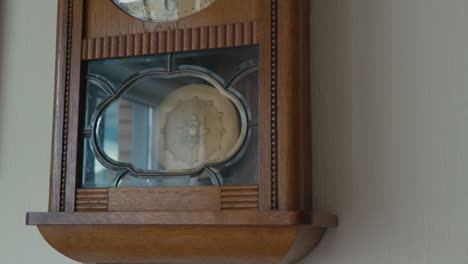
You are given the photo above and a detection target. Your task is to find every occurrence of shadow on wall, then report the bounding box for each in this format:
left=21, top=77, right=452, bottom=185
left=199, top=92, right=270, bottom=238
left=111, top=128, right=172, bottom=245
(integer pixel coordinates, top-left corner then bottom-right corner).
left=306, top=0, right=431, bottom=263
left=310, top=0, right=354, bottom=220
left=306, top=0, right=382, bottom=262
left=0, top=0, right=7, bottom=133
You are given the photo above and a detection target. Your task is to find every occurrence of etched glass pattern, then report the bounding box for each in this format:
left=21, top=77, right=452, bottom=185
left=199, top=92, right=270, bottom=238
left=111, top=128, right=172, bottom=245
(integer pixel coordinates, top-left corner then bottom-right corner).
left=81, top=46, right=259, bottom=188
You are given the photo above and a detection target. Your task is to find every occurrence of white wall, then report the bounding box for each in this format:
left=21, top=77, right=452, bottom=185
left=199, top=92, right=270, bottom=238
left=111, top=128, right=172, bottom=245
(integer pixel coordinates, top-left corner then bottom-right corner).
left=1, top=0, right=468, bottom=264
left=307, top=0, right=468, bottom=263
left=0, top=0, right=75, bottom=263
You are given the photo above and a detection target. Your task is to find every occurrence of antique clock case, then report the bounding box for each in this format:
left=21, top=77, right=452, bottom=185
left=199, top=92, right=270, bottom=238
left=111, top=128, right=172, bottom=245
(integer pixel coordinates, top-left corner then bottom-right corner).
left=26, top=0, right=337, bottom=263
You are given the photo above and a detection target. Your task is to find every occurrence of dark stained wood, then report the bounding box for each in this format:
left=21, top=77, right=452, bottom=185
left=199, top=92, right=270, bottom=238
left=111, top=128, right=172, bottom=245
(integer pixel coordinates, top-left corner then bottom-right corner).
left=297, top=0, right=314, bottom=212
left=277, top=0, right=296, bottom=210
left=26, top=211, right=313, bottom=226
left=49, top=0, right=71, bottom=212
left=222, top=203, right=258, bottom=210
left=108, top=186, right=221, bottom=212
left=84, top=0, right=258, bottom=39
left=276, top=0, right=313, bottom=210
left=38, top=225, right=299, bottom=264
left=63, top=0, right=84, bottom=212
left=258, top=0, right=273, bottom=210
left=48, top=0, right=86, bottom=212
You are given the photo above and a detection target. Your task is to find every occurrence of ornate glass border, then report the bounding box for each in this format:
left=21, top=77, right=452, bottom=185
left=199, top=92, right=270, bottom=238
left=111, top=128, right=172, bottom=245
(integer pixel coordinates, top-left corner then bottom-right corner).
left=83, top=57, right=258, bottom=187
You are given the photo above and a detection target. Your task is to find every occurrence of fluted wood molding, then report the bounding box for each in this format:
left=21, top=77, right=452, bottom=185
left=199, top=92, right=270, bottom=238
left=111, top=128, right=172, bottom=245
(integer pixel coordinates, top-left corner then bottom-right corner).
left=82, top=22, right=258, bottom=60
left=221, top=185, right=259, bottom=210
left=75, top=189, right=108, bottom=212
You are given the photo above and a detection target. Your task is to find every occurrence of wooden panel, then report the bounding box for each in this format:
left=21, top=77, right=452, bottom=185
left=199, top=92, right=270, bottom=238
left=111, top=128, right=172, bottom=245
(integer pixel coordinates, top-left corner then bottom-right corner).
left=258, top=0, right=273, bottom=210
left=27, top=211, right=321, bottom=226
left=49, top=0, right=71, bottom=212
left=108, top=186, right=221, bottom=211
left=84, top=0, right=258, bottom=39
left=277, top=0, right=296, bottom=210
left=37, top=225, right=299, bottom=264
left=295, top=0, right=313, bottom=212
left=280, top=226, right=326, bottom=264
left=221, top=185, right=259, bottom=210
left=64, top=0, right=84, bottom=212
left=82, top=22, right=258, bottom=60
left=75, top=189, right=108, bottom=212
left=50, top=0, right=85, bottom=212
left=276, top=1, right=312, bottom=210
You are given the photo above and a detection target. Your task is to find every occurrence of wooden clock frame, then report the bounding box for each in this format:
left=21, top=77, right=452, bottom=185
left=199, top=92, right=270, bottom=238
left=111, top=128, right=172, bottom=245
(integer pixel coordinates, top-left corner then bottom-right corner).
left=26, top=0, right=337, bottom=263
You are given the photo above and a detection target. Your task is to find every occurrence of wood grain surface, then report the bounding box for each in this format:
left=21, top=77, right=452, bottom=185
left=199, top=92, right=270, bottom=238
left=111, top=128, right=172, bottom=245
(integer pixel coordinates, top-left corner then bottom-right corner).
left=257, top=0, right=273, bottom=210
left=75, top=188, right=108, bottom=212
left=64, top=0, right=84, bottom=212
left=108, top=186, right=221, bottom=211
left=49, top=0, right=69, bottom=213
left=38, top=225, right=298, bottom=264
left=26, top=211, right=317, bottom=226
left=221, top=185, right=259, bottom=210
left=277, top=0, right=313, bottom=211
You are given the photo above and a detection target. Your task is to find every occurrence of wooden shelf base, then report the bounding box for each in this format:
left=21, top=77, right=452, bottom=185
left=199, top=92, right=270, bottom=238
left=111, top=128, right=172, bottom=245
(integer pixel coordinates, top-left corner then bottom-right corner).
left=27, top=211, right=337, bottom=264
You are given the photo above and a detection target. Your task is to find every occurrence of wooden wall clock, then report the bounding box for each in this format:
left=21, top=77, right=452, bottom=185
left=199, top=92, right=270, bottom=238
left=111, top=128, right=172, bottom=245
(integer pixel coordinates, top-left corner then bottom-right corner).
left=26, top=0, right=337, bottom=263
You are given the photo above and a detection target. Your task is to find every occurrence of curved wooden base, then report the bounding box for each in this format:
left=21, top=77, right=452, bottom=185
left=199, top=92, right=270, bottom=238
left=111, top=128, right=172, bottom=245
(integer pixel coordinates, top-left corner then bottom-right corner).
left=29, top=212, right=337, bottom=264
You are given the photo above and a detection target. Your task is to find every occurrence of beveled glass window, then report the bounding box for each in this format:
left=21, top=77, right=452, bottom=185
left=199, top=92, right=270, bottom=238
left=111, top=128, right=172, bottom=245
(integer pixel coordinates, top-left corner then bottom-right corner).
left=81, top=46, right=259, bottom=188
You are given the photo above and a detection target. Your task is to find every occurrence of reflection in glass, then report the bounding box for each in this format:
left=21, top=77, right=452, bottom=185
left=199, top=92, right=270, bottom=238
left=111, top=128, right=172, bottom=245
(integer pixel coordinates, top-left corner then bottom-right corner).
left=117, top=170, right=215, bottom=188
left=86, top=54, right=168, bottom=89
left=220, top=68, right=259, bottom=186
left=83, top=79, right=113, bottom=130
left=172, top=46, right=259, bottom=83
left=81, top=46, right=259, bottom=188
left=95, top=71, right=247, bottom=174
left=81, top=135, right=120, bottom=188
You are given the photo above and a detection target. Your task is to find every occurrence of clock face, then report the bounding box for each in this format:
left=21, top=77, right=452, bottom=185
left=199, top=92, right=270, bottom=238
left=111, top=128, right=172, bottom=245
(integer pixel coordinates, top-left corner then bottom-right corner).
left=113, top=0, right=217, bottom=22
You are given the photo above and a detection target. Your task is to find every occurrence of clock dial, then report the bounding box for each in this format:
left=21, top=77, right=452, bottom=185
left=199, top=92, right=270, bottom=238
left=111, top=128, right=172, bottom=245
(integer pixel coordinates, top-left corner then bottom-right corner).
left=113, top=0, right=217, bottom=22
